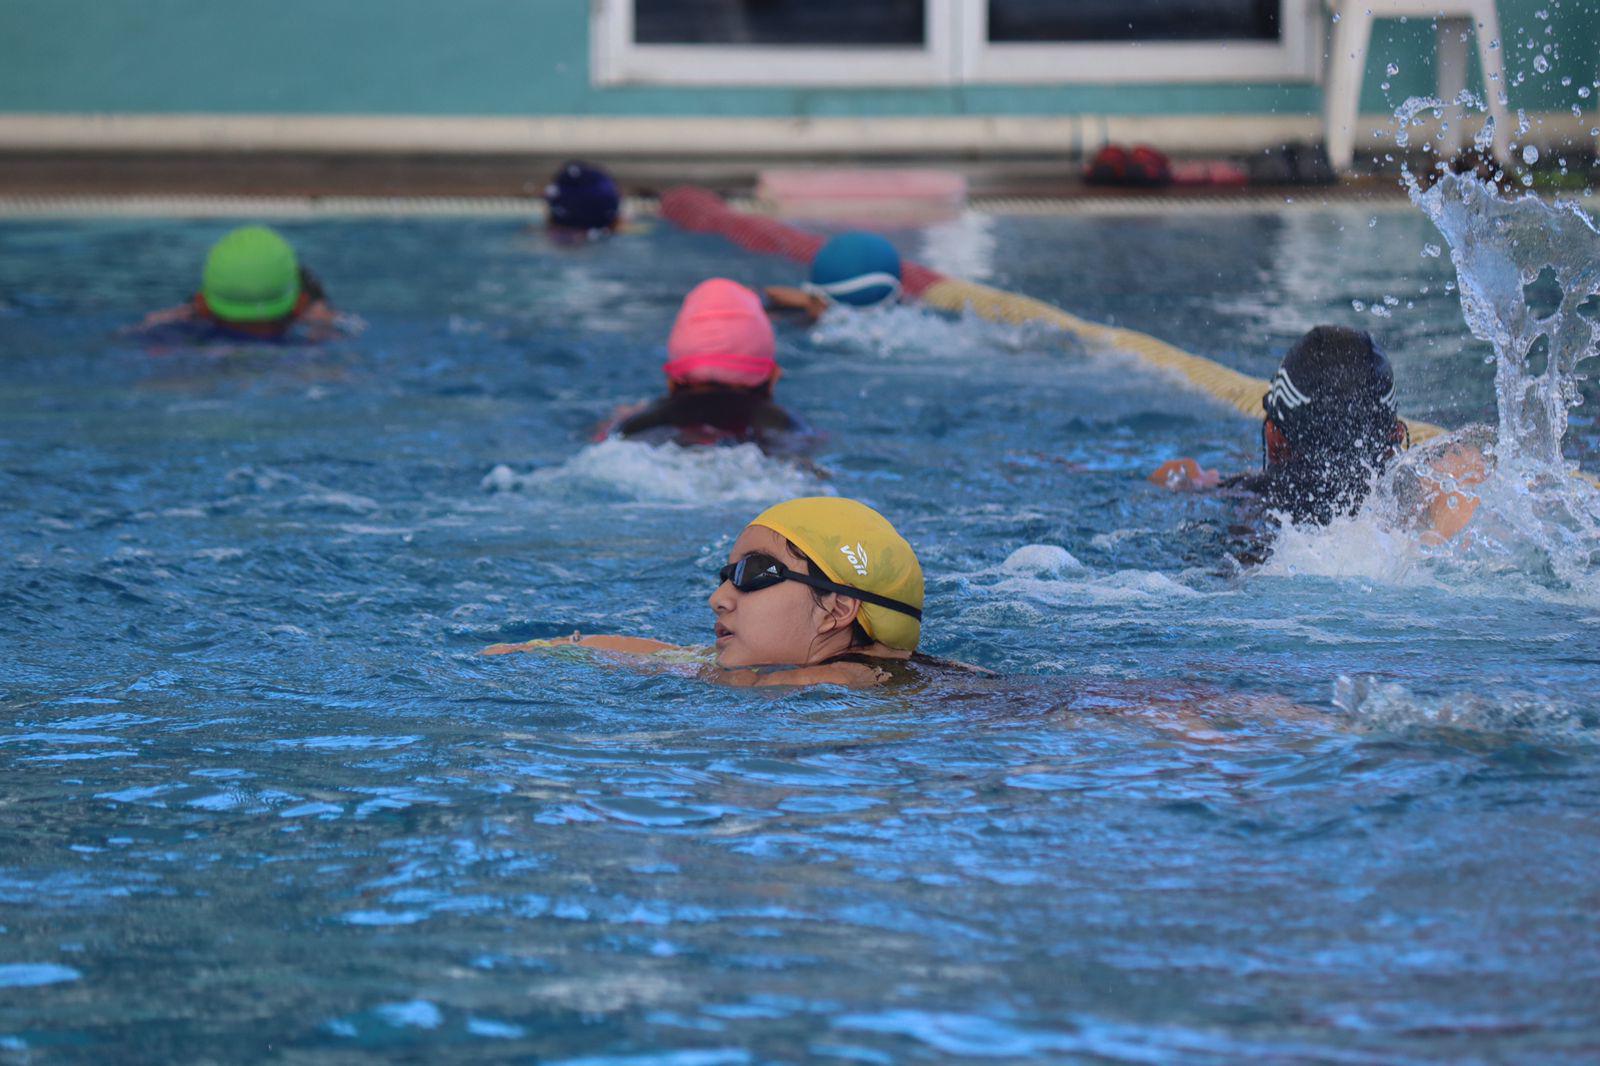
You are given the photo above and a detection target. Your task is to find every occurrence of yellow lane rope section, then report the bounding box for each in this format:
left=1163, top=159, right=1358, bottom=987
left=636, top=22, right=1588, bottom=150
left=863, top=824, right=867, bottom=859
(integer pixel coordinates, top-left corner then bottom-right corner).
left=919, top=277, right=1449, bottom=445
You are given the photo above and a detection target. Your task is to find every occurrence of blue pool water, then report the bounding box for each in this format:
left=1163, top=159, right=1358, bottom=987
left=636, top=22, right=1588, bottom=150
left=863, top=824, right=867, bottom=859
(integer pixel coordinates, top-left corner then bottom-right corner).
left=2, top=204, right=1598, bottom=1062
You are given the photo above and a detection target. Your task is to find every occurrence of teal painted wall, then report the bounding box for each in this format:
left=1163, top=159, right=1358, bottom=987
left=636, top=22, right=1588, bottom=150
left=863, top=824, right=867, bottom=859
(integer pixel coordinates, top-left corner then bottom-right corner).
left=0, top=0, right=1593, bottom=118
left=1357, top=0, right=1599, bottom=114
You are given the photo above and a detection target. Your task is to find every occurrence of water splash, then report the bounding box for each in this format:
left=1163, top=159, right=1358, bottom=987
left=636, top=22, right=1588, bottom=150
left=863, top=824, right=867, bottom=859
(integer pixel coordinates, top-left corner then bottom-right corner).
left=1411, top=173, right=1600, bottom=470
left=1257, top=508, right=1433, bottom=585
left=809, top=302, right=1075, bottom=362
left=1404, top=170, right=1600, bottom=587
left=1261, top=151, right=1600, bottom=592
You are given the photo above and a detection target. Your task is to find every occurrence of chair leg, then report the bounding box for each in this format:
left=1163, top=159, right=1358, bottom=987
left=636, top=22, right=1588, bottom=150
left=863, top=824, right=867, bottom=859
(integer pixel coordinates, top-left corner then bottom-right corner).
left=1471, top=5, right=1515, bottom=164
left=1435, top=18, right=1470, bottom=153
left=1324, top=11, right=1375, bottom=171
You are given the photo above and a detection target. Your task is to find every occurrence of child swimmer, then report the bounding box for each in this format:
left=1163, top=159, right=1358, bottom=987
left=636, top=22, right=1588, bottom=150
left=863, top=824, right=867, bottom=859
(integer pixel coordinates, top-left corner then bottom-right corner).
left=598, top=278, right=813, bottom=455
left=132, top=225, right=349, bottom=343
left=543, top=161, right=622, bottom=242
left=485, top=497, right=983, bottom=688
left=1152, top=326, right=1409, bottom=526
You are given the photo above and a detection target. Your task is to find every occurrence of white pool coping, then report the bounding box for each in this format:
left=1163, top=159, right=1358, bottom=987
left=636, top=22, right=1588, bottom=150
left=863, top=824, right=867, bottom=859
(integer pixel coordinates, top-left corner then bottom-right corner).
left=0, top=193, right=1425, bottom=219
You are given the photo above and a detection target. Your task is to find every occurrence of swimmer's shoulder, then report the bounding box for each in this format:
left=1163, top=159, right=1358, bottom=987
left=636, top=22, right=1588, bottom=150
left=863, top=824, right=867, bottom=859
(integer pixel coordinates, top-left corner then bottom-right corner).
left=723, top=660, right=891, bottom=689
left=716, top=649, right=966, bottom=689
left=831, top=651, right=996, bottom=683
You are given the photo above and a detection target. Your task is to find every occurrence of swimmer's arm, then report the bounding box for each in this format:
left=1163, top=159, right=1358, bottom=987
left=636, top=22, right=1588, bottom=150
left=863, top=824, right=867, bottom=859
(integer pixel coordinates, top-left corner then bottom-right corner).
left=1413, top=446, right=1488, bottom=544
left=763, top=285, right=828, bottom=322
left=1149, top=458, right=1222, bottom=492
left=483, top=633, right=682, bottom=657
left=124, top=303, right=199, bottom=333
left=594, top=401, right=653, bottom=441
left=299, top=302, right=367, bottom=339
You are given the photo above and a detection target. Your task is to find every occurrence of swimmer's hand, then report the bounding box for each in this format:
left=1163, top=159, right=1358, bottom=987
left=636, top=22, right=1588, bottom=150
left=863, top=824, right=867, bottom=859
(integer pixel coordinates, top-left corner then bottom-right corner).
left=763, top=285, right=828, bottom=323
left=298, top=303, right=365, bottom=341
left=483, top=633, right=682, bottom=657
left=592, top=402, right=649, bottom=442
left=124, top=304, right=199, bottom=335
left=1149, top=458, right=1222, bottom=491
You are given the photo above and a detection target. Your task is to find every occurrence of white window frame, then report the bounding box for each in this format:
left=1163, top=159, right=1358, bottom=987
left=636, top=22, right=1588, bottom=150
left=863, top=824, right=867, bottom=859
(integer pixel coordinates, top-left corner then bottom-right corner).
left=958, top=0, right=1322, bottom=84
left=592, top=0, right=1322, bottom=87
left=591, top=0, right=960, bottom=87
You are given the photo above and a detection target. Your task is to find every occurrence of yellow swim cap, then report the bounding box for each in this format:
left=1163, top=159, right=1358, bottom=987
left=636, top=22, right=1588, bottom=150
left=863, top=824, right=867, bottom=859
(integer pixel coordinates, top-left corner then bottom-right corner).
left=752, top=497, right=924, bottom=651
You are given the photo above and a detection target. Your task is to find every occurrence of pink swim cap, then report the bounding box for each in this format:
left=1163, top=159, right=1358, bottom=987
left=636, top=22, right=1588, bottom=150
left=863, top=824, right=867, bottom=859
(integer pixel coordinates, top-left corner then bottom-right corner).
left=663, top=278, right=778, bottom=388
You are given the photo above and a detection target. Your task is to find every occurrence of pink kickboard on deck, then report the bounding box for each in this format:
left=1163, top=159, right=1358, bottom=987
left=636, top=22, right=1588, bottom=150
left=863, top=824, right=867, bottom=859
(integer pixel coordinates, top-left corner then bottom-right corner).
left=757, top=168, right=968, bottom=224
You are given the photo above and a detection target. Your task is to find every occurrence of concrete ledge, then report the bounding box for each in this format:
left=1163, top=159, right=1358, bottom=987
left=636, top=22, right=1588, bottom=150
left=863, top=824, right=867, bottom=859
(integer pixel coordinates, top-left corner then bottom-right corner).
left=0, top=112, right=1591, bottom=157
left=0, top=192, right=1420, bottom=220
left=0, top=113, right=1322, bottom=156
left=0, top=112, right=1586, bottom=199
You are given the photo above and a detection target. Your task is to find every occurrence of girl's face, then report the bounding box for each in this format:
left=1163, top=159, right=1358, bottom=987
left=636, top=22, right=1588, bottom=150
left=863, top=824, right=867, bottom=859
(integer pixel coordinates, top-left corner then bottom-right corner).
left=708, top=525, right=832, bottom=668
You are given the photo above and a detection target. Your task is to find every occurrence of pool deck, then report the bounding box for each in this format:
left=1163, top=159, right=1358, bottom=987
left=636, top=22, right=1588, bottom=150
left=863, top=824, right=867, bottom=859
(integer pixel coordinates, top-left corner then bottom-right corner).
left=0, top=151, right=1413, bottom=205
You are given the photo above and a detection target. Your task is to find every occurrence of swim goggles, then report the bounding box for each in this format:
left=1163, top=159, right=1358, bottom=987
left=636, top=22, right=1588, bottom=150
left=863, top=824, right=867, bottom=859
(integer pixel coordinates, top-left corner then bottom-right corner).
left=801, top=273, right=902, bottom=308
left=717, top=551, right=922, bottom=620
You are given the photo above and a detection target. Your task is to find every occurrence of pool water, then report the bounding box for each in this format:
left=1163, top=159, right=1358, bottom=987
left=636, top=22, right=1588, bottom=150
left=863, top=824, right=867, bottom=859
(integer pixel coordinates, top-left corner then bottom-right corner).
left=2, top=207, right=1598, bottom=1062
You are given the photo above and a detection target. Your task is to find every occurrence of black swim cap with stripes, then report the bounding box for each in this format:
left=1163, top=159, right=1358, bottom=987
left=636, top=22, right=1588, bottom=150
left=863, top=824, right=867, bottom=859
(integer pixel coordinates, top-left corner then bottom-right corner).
left=1259, top=326, right=1404, bottom=524
left=1263, top=326, right=1397, bottom=440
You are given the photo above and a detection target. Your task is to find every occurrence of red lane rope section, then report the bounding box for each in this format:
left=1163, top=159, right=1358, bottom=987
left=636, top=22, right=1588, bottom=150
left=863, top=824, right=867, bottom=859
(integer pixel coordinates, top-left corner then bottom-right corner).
left=658, top=186, right=947, bottom=298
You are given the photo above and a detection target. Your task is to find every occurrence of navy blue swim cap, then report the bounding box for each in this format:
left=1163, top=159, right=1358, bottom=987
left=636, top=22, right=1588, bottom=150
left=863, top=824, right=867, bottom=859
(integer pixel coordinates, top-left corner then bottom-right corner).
left=807, top=232, right=902, bottom=308
left=545, top=161, right=620, bottom=232
left=1264, top=326, right=1397, bottom=441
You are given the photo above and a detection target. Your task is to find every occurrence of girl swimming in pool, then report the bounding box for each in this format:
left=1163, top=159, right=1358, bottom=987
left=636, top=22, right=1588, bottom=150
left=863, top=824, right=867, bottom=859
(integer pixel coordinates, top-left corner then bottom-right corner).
left=598, top=278, right=813, bottom=456
left=131, top=225, right=351, bottom=343
left=543, top=160, right=622, bottom=242
left=485, top=496, right=977, bottom=687
left=1151, top=326, right=1409, bottom=526
left=1151, top=325, right=1493, bottom=549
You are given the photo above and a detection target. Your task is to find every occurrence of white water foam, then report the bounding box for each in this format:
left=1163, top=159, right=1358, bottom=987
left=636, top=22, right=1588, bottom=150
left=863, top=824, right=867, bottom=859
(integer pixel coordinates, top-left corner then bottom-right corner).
left=481, top=439, right=832, bottom=505
left=1335, top=674, right=1599, bottom=740
left=809, top=301, right=1077, bottom=363
left=1000, top=544, right=1083, bottom=577
left=1258, top=507, right=1437, bottom=586
left=968, top=543, right=1203, bottom=612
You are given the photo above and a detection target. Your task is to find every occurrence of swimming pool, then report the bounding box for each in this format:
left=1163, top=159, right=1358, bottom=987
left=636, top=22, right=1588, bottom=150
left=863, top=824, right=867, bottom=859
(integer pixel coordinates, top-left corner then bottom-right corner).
left=2, top=202, right=1598, bottom=1061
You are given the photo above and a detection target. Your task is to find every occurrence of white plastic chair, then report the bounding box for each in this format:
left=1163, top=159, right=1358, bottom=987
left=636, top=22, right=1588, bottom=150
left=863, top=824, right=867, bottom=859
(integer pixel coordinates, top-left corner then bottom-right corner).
left=1322, top=0, right=1513, bottom=171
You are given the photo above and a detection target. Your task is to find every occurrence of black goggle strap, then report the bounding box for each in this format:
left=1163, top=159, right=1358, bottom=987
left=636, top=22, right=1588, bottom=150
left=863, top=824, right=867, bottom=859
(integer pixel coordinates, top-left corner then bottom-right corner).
left=720, top=555, right=922, bottom=621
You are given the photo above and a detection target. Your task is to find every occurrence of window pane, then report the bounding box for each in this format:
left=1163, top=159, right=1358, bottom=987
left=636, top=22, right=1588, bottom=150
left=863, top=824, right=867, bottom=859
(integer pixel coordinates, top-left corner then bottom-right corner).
left=635, top=0, right=926, bottom=46
left=988, top=0, right=1278, bottom=42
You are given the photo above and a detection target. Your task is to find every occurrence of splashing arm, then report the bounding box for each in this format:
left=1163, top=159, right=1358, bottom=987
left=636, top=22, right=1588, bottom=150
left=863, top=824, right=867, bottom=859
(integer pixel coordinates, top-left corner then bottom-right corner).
left=1413, top=444, right=1489, bottom=544
left=763, top=285, right=828, bottom=323
left=1149, top=458, right=1223, bottom=492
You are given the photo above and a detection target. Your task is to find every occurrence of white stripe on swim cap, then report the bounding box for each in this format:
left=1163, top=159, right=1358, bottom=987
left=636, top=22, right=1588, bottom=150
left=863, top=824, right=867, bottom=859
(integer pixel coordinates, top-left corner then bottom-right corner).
left=804, top=272, right=903, bottom=306
left=1269, top=369, right=1311, bottom=410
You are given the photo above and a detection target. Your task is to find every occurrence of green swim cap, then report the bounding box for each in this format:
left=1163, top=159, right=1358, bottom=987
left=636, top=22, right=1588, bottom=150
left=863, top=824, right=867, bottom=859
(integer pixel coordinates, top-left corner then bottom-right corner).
left=201, top=226, right=301, bottom=323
